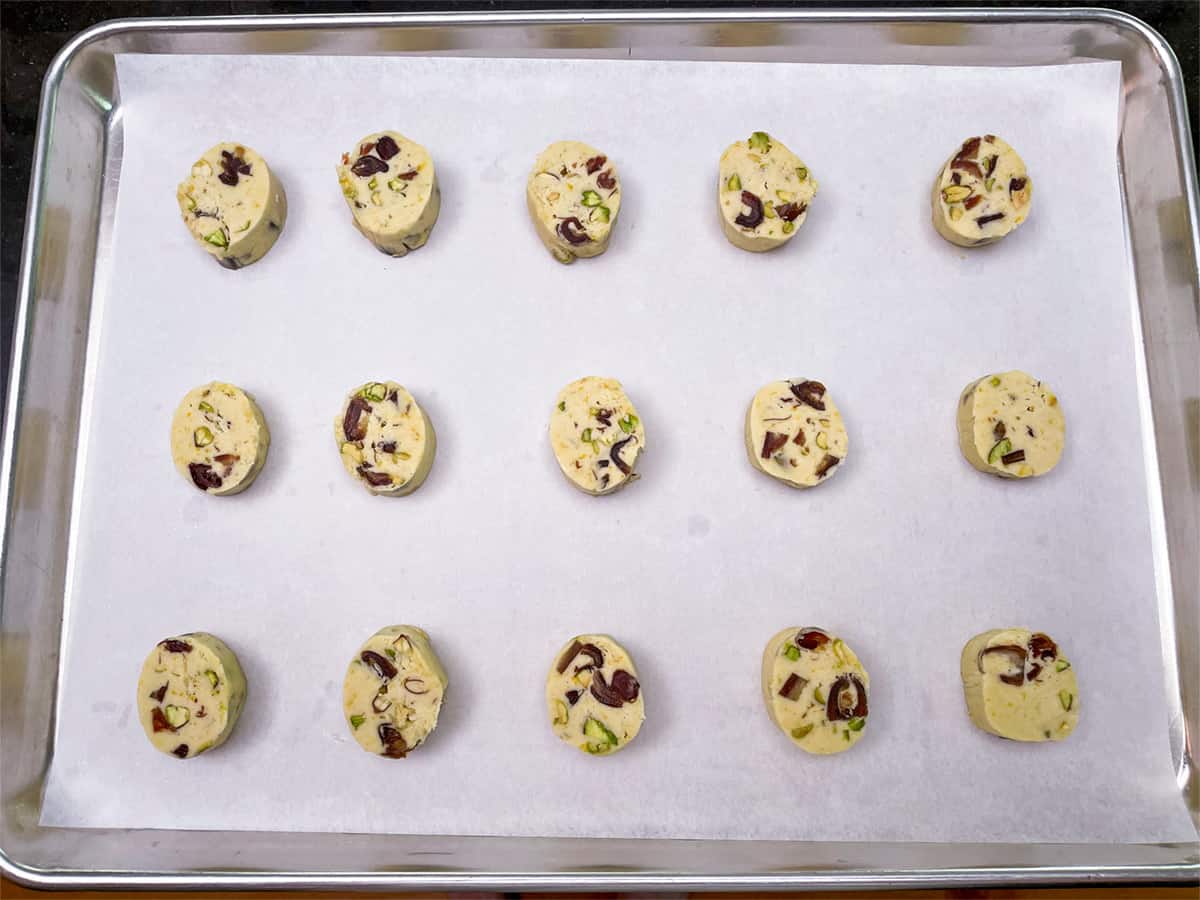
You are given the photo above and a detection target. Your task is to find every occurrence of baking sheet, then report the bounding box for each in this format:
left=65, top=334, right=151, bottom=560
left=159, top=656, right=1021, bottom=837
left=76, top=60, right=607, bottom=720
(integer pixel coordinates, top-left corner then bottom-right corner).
left=40, top=53, right=1196, bottom=843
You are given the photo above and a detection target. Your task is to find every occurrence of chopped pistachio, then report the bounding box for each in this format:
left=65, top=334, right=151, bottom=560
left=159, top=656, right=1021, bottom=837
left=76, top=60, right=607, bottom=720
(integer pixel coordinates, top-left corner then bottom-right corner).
left=813, top=686, right=825, bottom=704
left=726, top=173, right=742, bottom=191
left=843, top=729, right=851, bottom=741
left=198, top=401, right=214, bottom=413
left=203, top=230, right=228, bottom=249
left=581, top=190, right=602, bottom=207
left=184, top=194, right=197, bottom=211
left=1059, top=690, right=1074, bottom=711
left=776, top=189, right=795, bottom=202
left=553, top=700, right=568, bottom=725
left=1055, top=659, right=1071, bottom=672
left=387, top=178, right=405, bottom=191
left=192, top=159, right=213, bottom=177
left=370, top=192, right=383, bottom=206
left=204, top=669, right=219, bottom=690
left=595, top=205, right=611, bottom=223
left=397, top=451, right=411, bottom=460
left=795, top=166, right=808, bottom=181
left=782, top=221, right=795, bottom=234
left=581, top=427, right=593, bottom=443
left=831, top=638, right=847, bottom=666
left=558, top=401, right=566, bottom=411
left=764, top=200, right=777, bottom=219
left=164, top=704, right=190, bottom=728
left=941, top=184, right=972, bottom=203
left=748, top=131, right=772, bottom=152
left=791, top=723, right=814, bottom=740
left=985, top=177, right=996, bottom=192
left=363, top=382, right=388, bottom=402
left=591, top=440, right=600, bottom=455
left=367, top=176, right=378, bottom=190
left=949, top=205, right=964, bottom=221
left=784, top=645, right=801, bottom=662
left=349, top=714, right=365, bottom=729
left=628, top=414, right=640, bottom=429
left=1047, top=393, right=1058, bottom=407
left=341, top=183, right=356, bottom=200
left=815, top=431, right=829, bottom=450
left=618, top=415, right=633, bottom=434
left=193, top=426, right=214, bottom=448
left=848, top=716, right=866, bottom=732
left=989, top=376, right=1002, bottom=387
left=385, top=647, right=396, bottom=659
left=583, top=716, right=618, bottom=751
left=987, top=438, right=1013, bottom=465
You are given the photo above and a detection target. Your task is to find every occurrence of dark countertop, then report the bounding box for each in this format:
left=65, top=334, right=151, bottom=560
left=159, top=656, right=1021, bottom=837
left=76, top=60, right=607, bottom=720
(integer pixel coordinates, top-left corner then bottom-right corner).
left=2, top=1, right=1197, bottom=404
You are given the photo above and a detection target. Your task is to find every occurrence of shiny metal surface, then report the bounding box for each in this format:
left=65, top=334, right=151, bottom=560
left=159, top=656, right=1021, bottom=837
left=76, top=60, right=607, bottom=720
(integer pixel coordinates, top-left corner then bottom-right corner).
left=2, top=8, right=1197, bottom=891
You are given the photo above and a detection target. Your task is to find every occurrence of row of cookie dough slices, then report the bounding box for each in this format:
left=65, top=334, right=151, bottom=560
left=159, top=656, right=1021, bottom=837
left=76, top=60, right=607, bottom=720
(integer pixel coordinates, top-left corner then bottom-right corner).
left=175, top=131, right=1031, bottom=270
left=172, top=370, right=1064, bottom=499
left=139, top=625, right=1079, bottom=761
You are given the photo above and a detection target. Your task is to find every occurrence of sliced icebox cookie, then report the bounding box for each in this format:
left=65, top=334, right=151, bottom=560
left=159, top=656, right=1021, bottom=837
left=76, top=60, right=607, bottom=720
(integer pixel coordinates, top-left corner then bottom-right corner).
left=526, top=141, right=622, bottom=263
left=336, top=131, right=441, bottom=257
left=176, top=142, right=287, bottom=269
left=136, top=633, right=247, bottom=759
left=745, top=379, right=847, bottom=488
left=547, top=634, right=644, bottom=756
left=335, top=381, right=436, bottom=496
left=343, top=625, right=448, bottom=759
left=549, top=376, right=644, bottom=495
left=762, top=627, right=870, bottom=755
left=957, top=370, right=1064, bottom=478
left=931, top=134, right=1032, bottom=247
left=961, top=628, right=1078, bottom=742
left=718, top=131, right=818, bottom=253
left=170, top=382, right=270, bottom=495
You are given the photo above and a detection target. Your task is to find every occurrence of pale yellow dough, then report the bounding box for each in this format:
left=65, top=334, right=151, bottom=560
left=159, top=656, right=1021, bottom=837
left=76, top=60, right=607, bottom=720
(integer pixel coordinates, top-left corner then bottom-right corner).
left=526, top=141, right=622, bottom=263
left=548, top=376, right=644, bottom=495
left=343, top=626, right=448, bottom=759
left=170, top=382, right=270, bottom=495
left=745, top=379, right=847, bottom=487
left=335, top=381, right=436, bottom=496
left=961, top=629, right=1079, bottom=742
left=136, top=632, right=248, bottom=759
left=761, top=627, right=870, bottom=755
left=546, top=634, right=644, bottom=755
left=931, top=134, right=1031, bottom=247
left=957, top=370, right=1064, bottom=478
left=176, top=142, right=286, bottom=269
left=718, top=131, right=817, bottom=252
left=336, top=130, right=440, bottom=256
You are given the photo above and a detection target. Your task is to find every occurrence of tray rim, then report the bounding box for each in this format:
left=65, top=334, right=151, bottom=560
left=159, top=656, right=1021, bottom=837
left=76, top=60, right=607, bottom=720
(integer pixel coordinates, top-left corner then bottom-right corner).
left=2, top=5, right=1198, bottom=892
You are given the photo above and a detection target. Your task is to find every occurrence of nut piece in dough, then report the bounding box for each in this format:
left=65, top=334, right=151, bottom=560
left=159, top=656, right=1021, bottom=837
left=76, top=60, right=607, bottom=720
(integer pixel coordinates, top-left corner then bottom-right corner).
left=718, top=131, right=818, bottom=252
left=336, top=131, right=441, bottom=256
left=176, top=142, right=287, bottom=269
left=170, top=382, right=270, bottom=496
left=762, top=627, right=870, bottom=755
left=137, top=632, right=247, bottom=759
left=931, top=134, right=1031, bottom=247
left=549, top=376, right=644, bottom=495
left=957, top=370, right=1063, bottom=478
left=343, top=625, right=448, bottom=758
left=526, top=141, right=622, bottom=263
left=335, top=381, right=436, bottom=496
left=745, top=379, right=847, bottom=487
left=546, top=634, right=644, bottom=755
left=961, top=628, right=1078, bottom=741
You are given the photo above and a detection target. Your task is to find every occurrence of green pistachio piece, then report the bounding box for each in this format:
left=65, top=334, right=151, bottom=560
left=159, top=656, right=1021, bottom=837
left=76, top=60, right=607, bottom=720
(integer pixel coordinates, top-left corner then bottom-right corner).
left=591, top=440, right=601, bottom=455
left=397, top=450, right=411, bottom=460
left=581, top=190, right=602, bottom=207
left=989, top=375, right=1002, bottom=387
left=1056, top=659, right=1071, bottom=672
left=1059, top=690, right=1074, bottom=711
left=558, top=401, right=566, bottom=411
left=831, top=639, right=847, bottom=666
left=985, top=177, right=996, bottom=192
left=764, top=201, right=777, bottom=219
left=628, top=414, right=640, bottom=430
left=197, top=400, right=214, bottom=413
left=164, top=704, right=190, bottom=728
left=941, top=185, right=972, bottom=203
left=385, top=647, right=397, bottom=659
left=387, top=178, right=404, bottom=191
left=595, top=205, right=611, bottom=223
left=848, top=716, right=866, bottom=732
left=236, top=220, right=251, bottom=233
left=184, top=195, right=197, bottom=211
left=193, top=426, right=214, bottom=448
left=618, top=416, right=631, bottom=433
left=843, top=729, right=851, bottom=741
left=748, top=131, right=772, bottom=152
left=583, top=716, right=618, bottom=749
left=367, top=176, right=378, bottom=190
left=782, top=221, right=795, bottom=234
left=553, top=700, right=568, bottom=725
left=581, top=427, right=592, bottom=443
left=795, top=166, right=808, bottom=181
left=791, top=723, right=814, bottom=740
left=350, top=714, right=365, bottom=729
left=204, top=670, right=219, bottom=690
left=784, top=645, right=801, bottom=661
left=726, top=173, right=741, bottom=191
left=813, top=686, right=825, bottom=704
left=363, top=382, right=388, bottom=402
left=203, top=230, right=228, bottom=249
left=988, top=438, right=1013, bottom=464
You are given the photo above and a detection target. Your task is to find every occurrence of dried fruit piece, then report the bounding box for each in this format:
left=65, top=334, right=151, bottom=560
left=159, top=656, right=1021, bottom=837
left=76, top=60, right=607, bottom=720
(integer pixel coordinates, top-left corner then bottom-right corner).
left=778, top=673, right=808, bottom=701
left=734, top=191, right=765, bottom=229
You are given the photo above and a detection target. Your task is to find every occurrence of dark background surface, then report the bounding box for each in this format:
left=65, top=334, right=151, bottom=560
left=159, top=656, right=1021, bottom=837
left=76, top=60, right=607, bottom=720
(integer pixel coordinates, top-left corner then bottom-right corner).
left=2, top=1, right=1197, bottom=401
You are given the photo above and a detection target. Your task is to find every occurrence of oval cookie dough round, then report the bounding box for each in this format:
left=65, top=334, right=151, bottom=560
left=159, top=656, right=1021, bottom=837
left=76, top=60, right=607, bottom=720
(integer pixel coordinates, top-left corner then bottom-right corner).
left=336, top=131, right=440, bottom=257
left=526, top=141, right=622, bottom=263
left=745, top=379, right=847, bottom=487
left=170, top=382, right=270, bottom=495
left=176, top=142, right=287, bottom=269
left=762, top=627, right=870, bottom=755
left=961, top=628, right=1078, bottom=742
left=137, top=633, right=248, bottom=759
left=718, top=131, right=818, bottom=253
left=335, top=381, right=436, bottom=496
left=343, top=625, right=448, bottom=759
left=547, top=634, right=644, bottom=755
left=931, top=134, right=1031, bottom=247
left=957, top=370, right=1064, bottom=478
left=549, top=376, right=644, bottom=495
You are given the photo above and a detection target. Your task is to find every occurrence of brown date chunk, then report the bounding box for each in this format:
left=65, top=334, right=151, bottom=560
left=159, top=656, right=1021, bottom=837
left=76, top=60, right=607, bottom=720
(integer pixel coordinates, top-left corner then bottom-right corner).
left=361, top=649, right=398, bottom=680
left=596, top=170, right=616, bottom=190
left=976, top=213, right=1005, bottom=227
left=964, top=195, right=983, bottom=211
left=151, top=707, right=171, bottom=733
left=979, top=644, right=1027, bottom=686
left=556, top=639, right=583, bottom=674
left=585, top=155, right=607, bottom=174
left=735, top=191, right=764, bottom=228
left=558, top=217, right=591, bottom=245
left=1028, top=633, right=1058, bottom=660
left=590, top=669, right=639, bottom=708
left=357, top=466, right=393, bottom=487
left=351, top=155, right=388, bottom=177
left=149, top=683, right=168, bottom=702
left=374, top=135, right=400, bottom=160
left=993, top=421, right=1006, bottom=440
left=957, top=137, right=981, bottom=159
left=565, top=689, right=581, bottom=706
left=403, top=677, right=428, bottom=695
left=160, top=638, right=194, bottom=654
left=1009, top=177, right=1027, bottom=193
left=578, top=643, right=605, bottom=669
left=760, top=431, right=789, bottom=459
left=610, top=435, right=636, bottom=475
left=789, top=380, right=826, bottom=410
left=952, top=159, right=983, bottom=178
left=379, top=441, right=397, bottom=453
left=778, top=672, right=808, bottom=701
left=796, top=629, right=830, bottom=650
left=1000, top=449, right=1026, bottom=465
left=826, top=674, right=868, bottom=721
left=172, top=744, right=189, bottom=758
left=343, top=396, right=371, bottom=442
left=814, top=454, right=841, bottom=478
left=378, top=723, right=409, bottom=758
left=188, top=463, right=222, bottom=491
left=775, top=201, right=807, bottom=222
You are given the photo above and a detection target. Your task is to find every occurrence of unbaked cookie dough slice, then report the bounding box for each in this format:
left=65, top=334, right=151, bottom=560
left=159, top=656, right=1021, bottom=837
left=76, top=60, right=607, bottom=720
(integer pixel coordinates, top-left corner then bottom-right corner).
left=961, top=629, right=1078, bottom=742
left=549, top=376, right=644, bottom=495
left=343, top=625, right=448, bottom=759
left=335, top=381, right=436, bottom=496
left=176, top=142, right=287, bottom=269
left=718, top=131, right=818, bottom=252
left=137, top=633, right=248, bottom=759
left=170, top=382, right=270, bottom=495
left=931, top=134, right=1031, bottom=247
left=526, top=141, right=622, bottom=263
left=547, top=634, right=644, bottom=755
left=336, top=131, right=440, bottom=256
left=957, top=370, right=1064, bottom=478
left=745, top=379, right=847, bottom=488
left=762, top=627, right=870, bottom=755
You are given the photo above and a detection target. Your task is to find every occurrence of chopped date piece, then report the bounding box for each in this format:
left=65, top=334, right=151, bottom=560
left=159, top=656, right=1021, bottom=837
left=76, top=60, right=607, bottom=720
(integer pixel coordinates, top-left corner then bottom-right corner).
left=1000, top=449, right=1026, bottom=465
left=188, top=463, right=222, bottom=491
left=585, top=155, right=607, bottom=175
left=952, top=159, right=983, bottom=178
left=590, top=669, right=639, bottom=708
left=964, top=195, right=983, bottom=210
left=379, top=441, right=397, bottom=453
left=985, top=154, right=998, bottom=176
left=596, top=170, right=616, bottom=190
left=403, top=676, right=428, bottom=695
left=734, top=191, right=765, bottom=229
left=1029, top=633, right=1058, bottom=660
left=360, top=141, right=377, bottom=156
left=1009, top=176, right=1027, bottom=192
left=172, top=744, right=189, bottom=758
left=778, top=672, right=808, bottom=701
left=775, top=201, right=806, bottom=223
left=374, top=135, right=400, bottom=160
left=984, top=133, right=997, bottom=142
left=343, top=396, right=371, bottom=442
left=796, top=629, right=830, bottom=650
left=557, top=216, right=591, bottom=245
left=556, top=640, right=583, bottom=674
left=979, top=644, right=1028, bottom=686
left=976, top=213, right=1005, bottom=228
left=789, top=380, right=826, bottom=410
left=761, top=431, right=789, bottom=459
left=361, top=649, right=399, bottom=680
left=218, top=172, right=238, bottom=187
left=993, top=421, right=1007, bottom=440
left=151, top=707, right=171, bottom=733
left=378, top=723, right=409, bottom=758
left=611, top=669, right=640, bottom=702
left=565, top=689, right=581, bottom=706
left=351, top=155, right=389, bottom=178
left=951, top=172, right=962, bottom=185
left=160, top=638, right=194, bottom=653
left=579, top=643, right=605, bottom=669
left=610, top=435, right=636, bottom=475
left=826, top=674, right=868, bottom=720
left=149, top=683, right=168, bottom=702
left=813, top=454, right=841, bottom=478
left=1027, top=664, right=1042, bottom=682
left=371, top=691, right=392, bottom=713
left=958, top=137, right=981, bottom=158
left=793, top=428, right=806, bottom=446
left=396, top=169, right=419, bottom=181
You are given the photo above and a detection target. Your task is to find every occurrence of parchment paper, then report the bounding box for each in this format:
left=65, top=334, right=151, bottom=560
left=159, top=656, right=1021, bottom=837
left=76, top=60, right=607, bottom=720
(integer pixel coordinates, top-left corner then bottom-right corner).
left=41, top=53, right=1196, bottom=842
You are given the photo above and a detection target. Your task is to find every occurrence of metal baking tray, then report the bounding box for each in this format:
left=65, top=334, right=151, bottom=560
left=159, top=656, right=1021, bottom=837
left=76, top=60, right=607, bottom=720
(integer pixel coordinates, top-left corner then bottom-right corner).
left=2, top=8, right=1197, bottom=891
